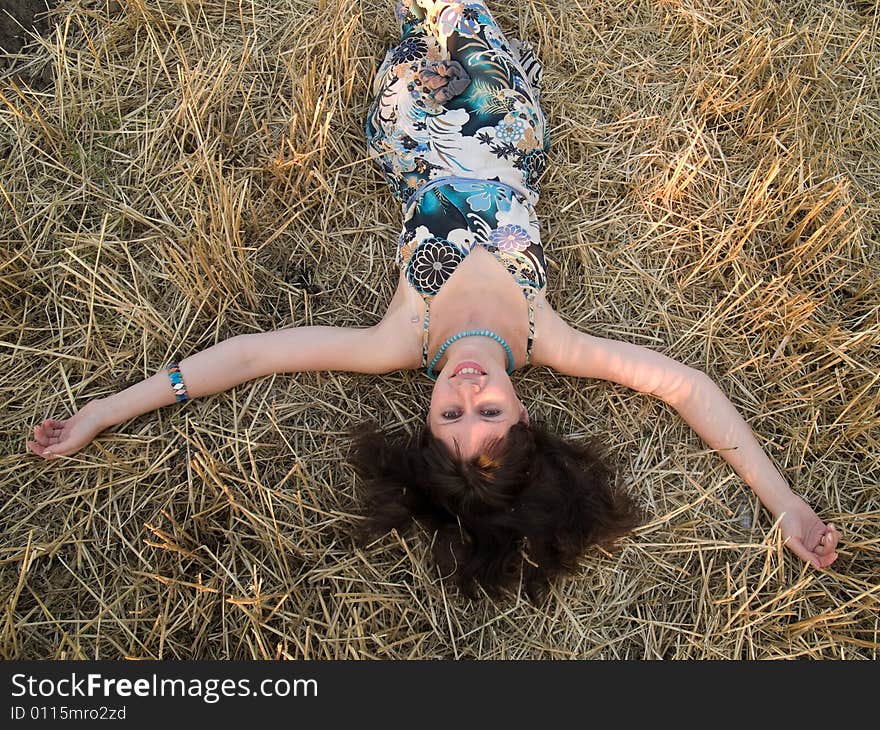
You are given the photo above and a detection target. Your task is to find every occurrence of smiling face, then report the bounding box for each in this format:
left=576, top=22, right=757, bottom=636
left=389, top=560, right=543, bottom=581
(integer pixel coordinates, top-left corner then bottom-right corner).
left=427, top=346, right=528, bottom=459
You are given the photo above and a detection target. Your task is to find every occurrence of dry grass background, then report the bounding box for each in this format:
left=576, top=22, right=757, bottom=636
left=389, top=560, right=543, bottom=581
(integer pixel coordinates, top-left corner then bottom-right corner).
left=2, top=0, right=878, bottom=659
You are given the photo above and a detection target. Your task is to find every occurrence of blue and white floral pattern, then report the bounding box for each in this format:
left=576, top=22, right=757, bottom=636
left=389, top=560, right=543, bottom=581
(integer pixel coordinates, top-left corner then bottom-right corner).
left=367, top=0, right=550, bottom=367
left=491, top=224, right=531, bottom=252
left=366, top=0, right=549, bottom=204
left=396, top=179, right=545, bottom=293
left=406, top=237, right=466, bottom=295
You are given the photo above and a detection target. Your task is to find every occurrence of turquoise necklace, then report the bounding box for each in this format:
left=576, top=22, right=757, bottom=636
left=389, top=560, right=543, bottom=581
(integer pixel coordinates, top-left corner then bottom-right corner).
left=426, top=329, right=515, bottom=381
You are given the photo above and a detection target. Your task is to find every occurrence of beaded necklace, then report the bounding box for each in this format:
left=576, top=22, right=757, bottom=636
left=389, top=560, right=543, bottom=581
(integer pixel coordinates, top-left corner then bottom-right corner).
left=425, top=329, right=515, bottom=381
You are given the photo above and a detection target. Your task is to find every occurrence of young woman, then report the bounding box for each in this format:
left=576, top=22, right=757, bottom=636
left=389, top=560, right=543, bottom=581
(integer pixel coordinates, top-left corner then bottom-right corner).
left=26, top=0, right=839, bottom=597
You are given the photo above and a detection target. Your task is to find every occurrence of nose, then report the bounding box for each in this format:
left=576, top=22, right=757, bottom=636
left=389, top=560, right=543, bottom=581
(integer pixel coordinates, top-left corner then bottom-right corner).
left=454, top=375, right=482, bottom=392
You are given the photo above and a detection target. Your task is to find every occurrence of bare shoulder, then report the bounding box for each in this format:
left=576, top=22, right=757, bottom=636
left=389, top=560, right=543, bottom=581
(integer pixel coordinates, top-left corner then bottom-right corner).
left=372, top=269, right=424, bottom=371
left=531, top=292, right=648, bottom=375
left=530, top=290, right=580, bottom=368
left=530, top=294, right=700, bottom=400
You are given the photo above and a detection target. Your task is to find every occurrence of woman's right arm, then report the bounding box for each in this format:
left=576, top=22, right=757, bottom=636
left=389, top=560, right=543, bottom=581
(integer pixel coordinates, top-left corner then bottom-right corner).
left=532, top=305, right=839, bottom=568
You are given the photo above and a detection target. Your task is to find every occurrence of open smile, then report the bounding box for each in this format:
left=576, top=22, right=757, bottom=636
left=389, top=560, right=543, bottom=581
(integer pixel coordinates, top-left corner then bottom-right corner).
left=451, top=361, right=486, bottom=378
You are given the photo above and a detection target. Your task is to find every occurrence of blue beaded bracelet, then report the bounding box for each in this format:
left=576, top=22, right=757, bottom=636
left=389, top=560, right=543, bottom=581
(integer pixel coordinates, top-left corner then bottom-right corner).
left=426, top=329, right=515, bottom=381
left=167, top=362, right=190, bottom=403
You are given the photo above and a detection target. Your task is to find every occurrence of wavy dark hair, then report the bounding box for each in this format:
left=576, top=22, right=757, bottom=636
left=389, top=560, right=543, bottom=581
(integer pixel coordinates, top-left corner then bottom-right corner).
left=348, top=419, right=641, bottom=599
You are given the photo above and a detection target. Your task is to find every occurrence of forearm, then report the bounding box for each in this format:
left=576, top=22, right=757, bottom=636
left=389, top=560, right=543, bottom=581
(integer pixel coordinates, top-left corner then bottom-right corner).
left=673, top=373, right=795, bottom=518
left=97, top=335, right=251, bottom=428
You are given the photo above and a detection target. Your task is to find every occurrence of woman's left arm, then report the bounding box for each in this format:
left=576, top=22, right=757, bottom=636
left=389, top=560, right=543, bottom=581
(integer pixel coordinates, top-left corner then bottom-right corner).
left=243, top=274, right=421, bottom=377
left=242, top=322, right=413, bottom=378
left=534, top=309, right=839, bottom=568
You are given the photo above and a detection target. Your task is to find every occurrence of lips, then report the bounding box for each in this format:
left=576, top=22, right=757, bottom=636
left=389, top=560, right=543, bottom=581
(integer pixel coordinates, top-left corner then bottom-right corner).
left=451, top=361, right=486, bottom=378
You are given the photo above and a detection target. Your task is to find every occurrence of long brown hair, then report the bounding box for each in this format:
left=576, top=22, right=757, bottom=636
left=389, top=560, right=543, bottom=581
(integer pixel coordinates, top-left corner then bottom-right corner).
left=348, top=419, right=641, bottom=598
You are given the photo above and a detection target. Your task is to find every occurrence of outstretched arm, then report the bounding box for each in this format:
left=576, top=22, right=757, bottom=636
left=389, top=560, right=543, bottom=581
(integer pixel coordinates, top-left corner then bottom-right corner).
left=533, top=309, right=839, bottom=568
left=27, top=333, right=253, bottom=459
left=27, top=321, right=414, bottom=460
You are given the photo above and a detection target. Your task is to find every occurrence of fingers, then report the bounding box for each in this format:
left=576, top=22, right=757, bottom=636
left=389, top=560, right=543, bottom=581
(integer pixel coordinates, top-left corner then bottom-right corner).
left=785, top=536, right=822, bottom=569
left=787, top=532, right=840, bottom=570
left=816, top=524, right=840, bottom=567
left=32, top=423, right=50, bottom=446
left=34, top=420, right=56, bottom=446
left=815, top=536, right=833, bottom=556
left=816, top=524, right=840, bottom=556
left=33, top=420, right=63, bottom=446
left=29, top=419, right=65, bottom=459
left=26, top=439, right=57, bottom=459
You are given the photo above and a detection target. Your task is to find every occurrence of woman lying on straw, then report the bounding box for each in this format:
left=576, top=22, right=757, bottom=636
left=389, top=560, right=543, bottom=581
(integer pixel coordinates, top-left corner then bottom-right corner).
left=26, top=0, right=839, bottom=596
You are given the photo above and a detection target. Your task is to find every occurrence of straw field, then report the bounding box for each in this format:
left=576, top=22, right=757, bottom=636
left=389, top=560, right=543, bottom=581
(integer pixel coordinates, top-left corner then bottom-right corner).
left=2, top=0, right=878, bottom=659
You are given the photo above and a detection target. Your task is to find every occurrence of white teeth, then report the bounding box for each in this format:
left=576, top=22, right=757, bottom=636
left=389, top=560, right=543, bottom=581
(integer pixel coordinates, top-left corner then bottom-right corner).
left=457, top=367, right=483, bottom=376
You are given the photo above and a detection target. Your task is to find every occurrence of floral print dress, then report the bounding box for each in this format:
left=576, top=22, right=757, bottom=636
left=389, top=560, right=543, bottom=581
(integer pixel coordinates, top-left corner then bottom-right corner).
left=366, top=0, right=550, bottom=367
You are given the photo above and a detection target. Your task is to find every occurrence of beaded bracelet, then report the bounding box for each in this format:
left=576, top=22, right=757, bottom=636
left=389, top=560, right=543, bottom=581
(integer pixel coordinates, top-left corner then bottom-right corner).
left=167, top=362, right=190, bottom=403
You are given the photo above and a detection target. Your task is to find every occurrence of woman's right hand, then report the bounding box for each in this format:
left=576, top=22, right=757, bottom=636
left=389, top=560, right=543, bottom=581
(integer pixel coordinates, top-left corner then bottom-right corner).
left=26, top=399, right=107, bottom=460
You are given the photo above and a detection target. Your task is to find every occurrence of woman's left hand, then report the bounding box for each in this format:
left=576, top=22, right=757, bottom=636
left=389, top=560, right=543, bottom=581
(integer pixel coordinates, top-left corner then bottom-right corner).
left=777, top=495, right=840, bottom=569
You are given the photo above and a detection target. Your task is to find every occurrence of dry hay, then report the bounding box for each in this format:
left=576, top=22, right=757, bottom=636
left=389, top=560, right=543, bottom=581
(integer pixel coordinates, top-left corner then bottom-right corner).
left=1, top=0, right=878, bottom=659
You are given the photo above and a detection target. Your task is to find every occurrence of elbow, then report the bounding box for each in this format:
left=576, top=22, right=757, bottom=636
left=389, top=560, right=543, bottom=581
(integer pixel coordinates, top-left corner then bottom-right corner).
left=653, top=365, right=712, bottom=408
